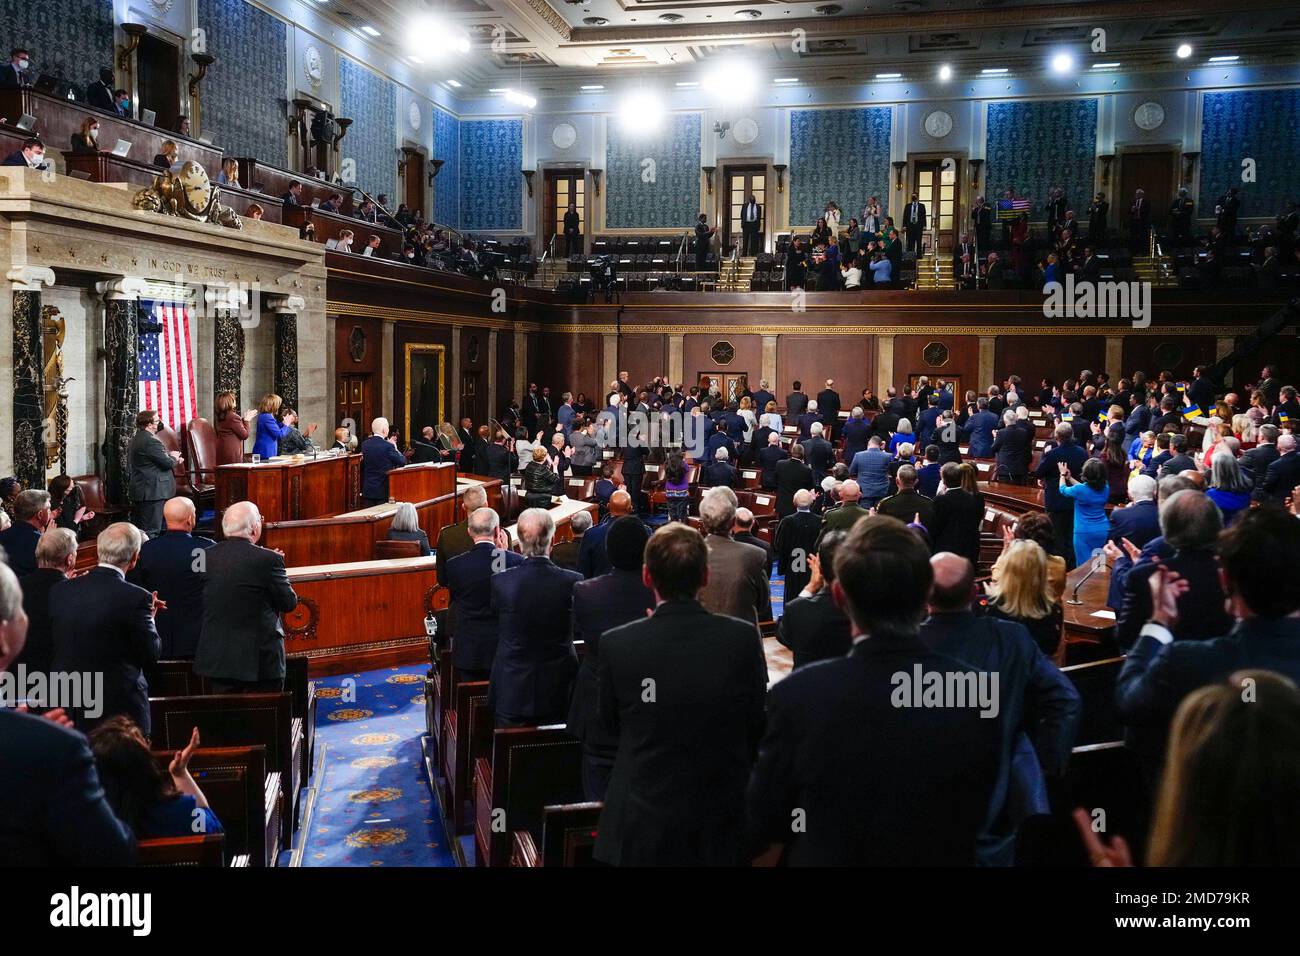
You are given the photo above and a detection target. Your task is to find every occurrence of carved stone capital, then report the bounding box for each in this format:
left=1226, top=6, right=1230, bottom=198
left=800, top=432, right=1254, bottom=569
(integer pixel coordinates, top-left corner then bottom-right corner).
left=205, top=284, right=249, bottom=309
left=96, top=277, right=150, bottom=301
left=8, top=266, right=55, bottom=291
left=266, top=294, right=305, bottom=314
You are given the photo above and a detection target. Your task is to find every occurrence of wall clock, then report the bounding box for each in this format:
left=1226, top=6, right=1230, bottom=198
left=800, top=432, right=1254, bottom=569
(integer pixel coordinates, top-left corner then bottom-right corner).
left=552, top=122, right=577, bottom=150
left=923, top=109, right=954, bottom=139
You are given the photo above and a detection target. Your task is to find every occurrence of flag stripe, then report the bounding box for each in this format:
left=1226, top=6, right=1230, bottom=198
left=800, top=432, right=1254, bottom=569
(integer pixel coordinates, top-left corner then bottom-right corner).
left=138, top=299, right=196, bottom=433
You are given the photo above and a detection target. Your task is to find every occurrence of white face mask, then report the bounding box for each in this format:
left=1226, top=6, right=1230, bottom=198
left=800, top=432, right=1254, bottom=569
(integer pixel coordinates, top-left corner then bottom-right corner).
left=16, top=58, right=29, bottom=72
left=28, top=151, right=44, bottom=167
left=89, top=127, right=99, bottom=141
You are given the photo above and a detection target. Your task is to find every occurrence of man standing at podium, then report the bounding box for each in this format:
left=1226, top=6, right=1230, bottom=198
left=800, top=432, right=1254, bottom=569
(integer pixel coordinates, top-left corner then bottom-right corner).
left=360, top=417, right=407, bottom=507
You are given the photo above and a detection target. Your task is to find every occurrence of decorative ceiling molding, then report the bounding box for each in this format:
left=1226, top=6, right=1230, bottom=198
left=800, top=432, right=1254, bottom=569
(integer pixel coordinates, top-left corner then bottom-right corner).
left=521, top=0, right=573, bottom=41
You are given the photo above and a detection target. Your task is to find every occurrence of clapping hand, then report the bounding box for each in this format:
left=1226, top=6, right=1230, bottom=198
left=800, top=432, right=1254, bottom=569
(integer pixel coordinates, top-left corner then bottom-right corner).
left=1148, top=562, right=1189, bottom=629
left=150, top=591, right=168, bottom=616
left=1057, top=461, right=1070, bottom=476
left=1072, top=808, right=1133, bottom=867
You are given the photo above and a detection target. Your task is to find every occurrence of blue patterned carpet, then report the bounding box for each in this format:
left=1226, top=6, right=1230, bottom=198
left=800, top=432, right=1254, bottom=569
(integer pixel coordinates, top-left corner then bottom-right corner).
left=300, top=665, right=455, bottom=867
left=770, top=574, right=785, bottom=619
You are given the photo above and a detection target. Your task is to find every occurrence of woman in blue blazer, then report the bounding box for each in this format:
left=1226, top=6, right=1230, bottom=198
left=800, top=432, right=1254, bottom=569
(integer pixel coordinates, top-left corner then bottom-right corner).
left=252, top=393, right=293, bottom=459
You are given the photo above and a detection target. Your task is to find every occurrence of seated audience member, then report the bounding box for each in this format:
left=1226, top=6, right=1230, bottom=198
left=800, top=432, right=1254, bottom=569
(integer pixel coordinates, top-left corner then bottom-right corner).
left=733, top=507, right=774, bottom=580
left=922, top=552, right=1080, bottom=865
left=2, top=137, right=49, bottom=169
left=698, top=487, right=770, bottom=626
left=748, top=517, right=1002, bottom=865
left=89, top=719, right=222, bottom=839
left=442, top=507, right=523, bottom=681
left=774, top=488, right=821, bottom=599
left=700, top=446, right=738, bottom=489
left=193, top=502, right=298, bottom=693
left=778, top=530, right=852, bottom=669
left=1085, top=671, right=1300, bottom=867
left=48, top=474, right=92, bottom=536
left=329, top=426, right=352, bottom=452
left=0, top=489, right=52, bottom=576
left=1205, top=451, right=1252, bottom=525
left=1058, top=457, right=1110, bottom=567
left=386, top=501, right=432, bottom=556
left=15, top=527, right=78, bottom=675
left=282, top=182, right=304, bottom=207
left=1115, top=506, right=1300, bottom=772
left=1260, top=433, right=1300, bottom=504
left=69, top=117, right=100, bottom=155
left=566, top=517, right=654, bottom=801
left=488, top=509, right=582, bottom=727
left=550, top=508, right=591, bottom=571
left=929, top=463, right=984, bottom=566
left=1000, top=512, right=1067, bottom=604
left=579, top=489, right=633, bottom=578
left=594, top=523, right=767, bottom=866
left=216, top=158, right=240, bottom=186
left=129, top=497, right=214, bottom=658
left=152, top=140, right=178, bottom=169
left=50, top=522, right=160, bottom=733
left=1114, top=489, right=1231, bottom=651
left=276, top=407, right=318, bottom=455
left=361, top=234, right=382, bottom=258
left=877, top=464, right=935, bottom=530
left=0, top=560, right=136, bottom=866
left=246, top=202, right=264, bottom=221
left=434, top=484, right=487, bottom=565
left=986, top=540, right=1065, bottom=657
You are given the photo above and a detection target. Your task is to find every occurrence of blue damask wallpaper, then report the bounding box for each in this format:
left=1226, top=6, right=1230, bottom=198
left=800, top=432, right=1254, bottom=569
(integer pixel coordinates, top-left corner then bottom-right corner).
left=459, top=118, right=522, bottom=231
left=789, top=107, right=893, bottom=228
left=605, top=113, right=703, bottom=229
left=339, top=56, right=397, bottom=200
left=985, top=99, right=1098, bottom=217
left=0, top=0, right=113, bottom=89
left=199, top=0, right=288, bottom=169
left=1200, top=89, right=1300, bottom=221
left=433, top=107, right=461, bottom=229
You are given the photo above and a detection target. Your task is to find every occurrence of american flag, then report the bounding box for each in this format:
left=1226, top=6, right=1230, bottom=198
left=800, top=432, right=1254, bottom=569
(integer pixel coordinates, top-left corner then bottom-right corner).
left=996, top=197, right=1033, bottom=220
left=138, top=299, right=197, bottom=432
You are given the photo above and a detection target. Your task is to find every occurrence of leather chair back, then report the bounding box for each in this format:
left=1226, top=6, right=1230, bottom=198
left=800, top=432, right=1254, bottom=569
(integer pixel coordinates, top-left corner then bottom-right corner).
left=185, top=417, right=219, bottom=492
left=375, top=539, right=422, bottom=560
left=155, top=425, right=194, bottom=494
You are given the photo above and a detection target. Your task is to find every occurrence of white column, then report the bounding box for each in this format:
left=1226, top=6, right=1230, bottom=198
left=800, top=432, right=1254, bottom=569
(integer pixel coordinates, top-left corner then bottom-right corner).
left=449, top=324, right=462, bottom=420
left=667, top=334, right=684, bottom=389
left=381, top=321, right=395, bottom=420
left=978, top=336, right=996, bottom=391
left=761, top=334, right=779, bottom=393
left=487, top=328, right=498, bottom=421
left=1104, top=336, right=1124, bottom=381
left=876, top=334, right=895, bottom=397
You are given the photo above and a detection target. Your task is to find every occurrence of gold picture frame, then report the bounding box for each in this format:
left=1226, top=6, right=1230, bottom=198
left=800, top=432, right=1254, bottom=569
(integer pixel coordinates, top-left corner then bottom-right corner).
left=403, top=342, right=446, bottom=448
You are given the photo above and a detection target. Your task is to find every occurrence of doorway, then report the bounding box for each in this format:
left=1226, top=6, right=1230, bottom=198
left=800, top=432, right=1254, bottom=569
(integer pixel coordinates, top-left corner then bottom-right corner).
left=460, top=371, right=483, bottom=426
left=543, top=170, right=586, bottom=258
left=723, top=166, right=766, bottom=255
left=136, top=33, right=182, bottom=131
left=337, top=374, right=371, bottom=443
left=911, top=157, right=960, bottom=254
left=697, top=371, right=750, bottom=406
left=1117, top=149, right=1178, bottom=228
left=401, top=147, right=426, bottom=218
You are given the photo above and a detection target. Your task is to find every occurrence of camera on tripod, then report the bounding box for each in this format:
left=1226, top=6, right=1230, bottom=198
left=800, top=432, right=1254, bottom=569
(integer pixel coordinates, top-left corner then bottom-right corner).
left=588, top=255, right=617, bottom=301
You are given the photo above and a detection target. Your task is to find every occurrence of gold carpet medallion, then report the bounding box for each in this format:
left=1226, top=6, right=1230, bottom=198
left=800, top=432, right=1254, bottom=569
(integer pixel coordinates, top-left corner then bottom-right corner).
left=327, top=708, right=374, bottom=722
left=344, top=827, right=408, bottom=848
left=348, top=787, right=402, bottom=803
left=385, top=673, right=423, bottom=684
left=351, top=732, right=400, bottom=746
left=351, top=756, right=399, bottom=769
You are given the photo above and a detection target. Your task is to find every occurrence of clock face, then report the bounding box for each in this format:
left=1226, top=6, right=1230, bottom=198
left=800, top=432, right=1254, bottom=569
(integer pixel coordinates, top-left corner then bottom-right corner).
left=304, top=46, right=323, bottom=87
left=924, top=109, right=954, bottom=139
left=551, top=122, right=577, bottom=150
left=408, top=101, right=421, bottom=131
left=733, top=117, right=759, bottom=145
left=1133, top=101, right=1166, bottom=132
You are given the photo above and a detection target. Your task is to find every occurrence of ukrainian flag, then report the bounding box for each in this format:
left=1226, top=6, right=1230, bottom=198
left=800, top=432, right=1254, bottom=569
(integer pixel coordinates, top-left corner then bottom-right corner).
left=1097, top=411, right=1109, bottom=424
left=1182, top=403, right=1203, bottom=421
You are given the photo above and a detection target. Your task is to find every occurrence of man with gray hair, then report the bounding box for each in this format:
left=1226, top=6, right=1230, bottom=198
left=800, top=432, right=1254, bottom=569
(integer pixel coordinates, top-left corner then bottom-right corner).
left=51, top=522, right=161, bottom=732
left=194, top=501, right=298, bottom=693
left=360, top=415, right=407, bottom=507
left=551, top=508, right=591, bottom=571
left=436, top=483, right=489, bottom=565
left=130, top=496, right=215, bottom=658
left=1106, top=473, right=1159, bottom=556
left=15, top=527, right=78, bottom=674
left=442, top=507, right=523, bottom=681
left=701, top=444, right=737, bottom=488
left=775, top=488, right=821, bottom=598
left=697, top=487, right=769, bottom=627
left=489, top=507, right=583, bottom=727
left=1262, top=431, right=1300, bottom=505
left=0, top=489, right=52, bottom=576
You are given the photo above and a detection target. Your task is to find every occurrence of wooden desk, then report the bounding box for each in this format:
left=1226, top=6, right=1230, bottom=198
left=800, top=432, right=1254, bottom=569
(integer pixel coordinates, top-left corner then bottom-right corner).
left=283, top=205, right=404, bottom=255
left=388, top=461, right=457, bottom=503
left=217, top=453, right=359, bottom=523
left=232, top=158, right=356, bottom=215
left=1062, top=561, right=1120, bottom=661
left=504, top=496, right=597, bottom=547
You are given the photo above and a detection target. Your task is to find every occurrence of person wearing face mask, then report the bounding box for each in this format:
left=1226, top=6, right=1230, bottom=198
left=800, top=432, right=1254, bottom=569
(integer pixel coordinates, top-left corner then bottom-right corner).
left=86, top=66, right=116, bottom=111
left=0, top=48, right=32, bottom=89
left=113, top=88, right=131, bottom=117
left=70, top=118, right=100, bottom=155
left=2, top=137, right=48, bottom=170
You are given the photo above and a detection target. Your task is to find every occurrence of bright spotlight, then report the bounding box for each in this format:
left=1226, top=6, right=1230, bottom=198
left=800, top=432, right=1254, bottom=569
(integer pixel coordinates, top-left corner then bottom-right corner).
left=702, top=59, right=759, bottom=103
left=619, top=90, right=665, bottom=134
left=938, top=64, right=953, bottom=81
left=1176, top=43, right=1193, bottom=59
left=1051, top=52, right=1074, bottom=74
left=503, top=88, right=537, bottom=110
left=407, top=16, right=472, bottom=57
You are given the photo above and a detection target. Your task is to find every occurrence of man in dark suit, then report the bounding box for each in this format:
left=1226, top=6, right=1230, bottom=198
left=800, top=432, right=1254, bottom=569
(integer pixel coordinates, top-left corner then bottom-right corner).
left=0, top=490, right=52, bottom=576
left=816, top=380, right=841, bottom=438
left=803, top=422, right=835, bottom=483
left=550, top=509, right=590, bottom=571
left=1117, top=507, right=1300, bottom=771
left=489, top=508, right=582, bottom=726
left=774, top=444, right=814, bottom=518
left=1107, top=474, right=1160, bottom=550
left=15, top=527, right=78, bottom=675
left=86, top=67, right=116, bottom=111
left=748, top=516, right=1001, bottom=865
left=775, top=489, right=821, bottom=600
left=1185, top=366, right=1216, bottom=416
left=778, top=529, right=851, bottom=669
left=841, top=407, right=873, bottom=461
left=481, top=431, right=513, bottom=481
left=50, top=522, right=161, bottom=733
left=733, top=507, right=773, bottom=580
left=441, top=507, right=524, bottom=681
left=128, top=409, right=180, bottom=537
left=877, top=464, right=935, bottom=529
left=921, top=552, right=1080, bottom=865
left=902, top=192, right=927, bottom=256
left=756, top=432, right=787, bottom=489
left=192, top=502, right=299, bottom=693
left=1240, top=424, right=1280, bottom=499
left=282, top=181, right=304, bottom=207
left=621, top=441, right=648, bottom=515
left=751, top=380, right=775, bottom=416
left=1159, top=432, right=1197, bottom=478
left=700, top=446, right=738, bottom=488
left=128, top=497, right=215, bottom=659
left=698, top=488, right=770, bottom=626
left=0, top=557, right=136, bottom=865
left=567, top=517, right=653, bottom=801
left=594, top=523, right=767, bottom=865
left=1033, top=423, right=1089, bottom=566
left=0, top=48, right=32, bottom=89
left=971, top=198, right=994, bottom=252
left=796, top=401, right=823, bottom=442
left=359, top=416, right=408, bottom=507
left=785, top=380, right=808, bottom=418
left=1262, top=433, right=1300, bottom=504
left=435, top=484, right=487, bottom=566
left=1128, top=188, right=1151, bottom=252
left=740, top=194, right=762, bottom=256
left=990, top=409, right=1032, bottom=481
left=410, top=425, right=443, bottom=463
left=817, top=479, right=870, bottom=543
left=578, top=490, right=633, bottom=579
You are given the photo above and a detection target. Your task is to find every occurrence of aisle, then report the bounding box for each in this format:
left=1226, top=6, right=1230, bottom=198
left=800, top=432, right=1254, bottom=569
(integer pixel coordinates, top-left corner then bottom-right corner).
left=299, top=664, right=455, bottom=867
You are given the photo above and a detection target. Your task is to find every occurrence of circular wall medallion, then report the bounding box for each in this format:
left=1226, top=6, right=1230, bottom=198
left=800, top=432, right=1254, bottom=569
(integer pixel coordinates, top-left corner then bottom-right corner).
left=711, top=340, right=736, bottom=366
left=551, top=122, right=577, bottom=150
left=1133, top=101, right=1166, bottom=132
left=304, top=45, right=324, bottom=88
left=408, top=101, right=421, bottom=131
left=922, top=341, right=950, bottom=368
left=732, top=117, right=759, bottom=145
left=923, top=109, right=954, bottom=139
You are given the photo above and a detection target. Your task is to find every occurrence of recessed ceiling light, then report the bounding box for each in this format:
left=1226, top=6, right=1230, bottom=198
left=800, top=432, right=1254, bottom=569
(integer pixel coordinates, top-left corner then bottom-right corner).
left=361, top=25, right=380, bottom=37
left=503, top=88, right=537, bottom=109
left=1091, top=62, right=1120, bottom=69
left=676, top=80, right=699, bottom=87
left=1208, top=55, right=1238, bottom=63
left=981, top=68, right=1008, bottom=75
left=581, top=84, right=604, bottom=90
left=408, top=55, right=424, bottom=64
left=488, top=87, right=506, bottom=93
left=1050, top=52, right=1074, bottom=73
left=773, top=77, right=799, bottom=84
left=446, top=79, right=461, bottom=87
left=938, top=64, right=953, bottom=81
left=875, top=72, right=901, bottom=79
left=1176, top=43, right=1193, bottom=59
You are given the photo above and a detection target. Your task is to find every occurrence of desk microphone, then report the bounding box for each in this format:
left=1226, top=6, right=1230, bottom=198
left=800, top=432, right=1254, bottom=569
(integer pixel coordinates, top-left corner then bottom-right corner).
left=1068, top=551, right=1106, bottom=606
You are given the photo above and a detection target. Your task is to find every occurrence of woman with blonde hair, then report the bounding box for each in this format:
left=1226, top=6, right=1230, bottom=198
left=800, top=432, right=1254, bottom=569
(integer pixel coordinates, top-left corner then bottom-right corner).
left=70, top=116, right=100, bottom=155
left=522, top=445, right=560, bottom=509
left=987, top=539, right=1063, bottom=655
left=217, top=158, right=240, bottom=186
left=252, top=393, right=292, bottom=459
left=214, top=390, right=257, bottom=465
left=760, top=399, right=782, bottom=433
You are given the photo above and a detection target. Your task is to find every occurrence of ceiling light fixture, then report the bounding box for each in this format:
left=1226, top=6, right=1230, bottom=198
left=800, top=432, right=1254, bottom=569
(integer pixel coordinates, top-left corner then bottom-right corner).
left=1091, top=62, right=1120, bottom=69
left=502, top=88, right=537, bottom=109
left=581, top=84, right=604, bottom=90
left=1176, top=43, right=1193, bottom=59
left=981, top=67, right=1008, bottom=75
left=361, top=25, right=380, bottom=37
left=1050, top=52, right=1074, bottom=73
left=875, top=72, right=901, bottom=79
left=938, top=64, right=953, bottom=81
left=619, top=89, right=665, bottom=134
left=773, top=77, right=799, bottom=84
left=1208, top=55, right=1239, bottom=63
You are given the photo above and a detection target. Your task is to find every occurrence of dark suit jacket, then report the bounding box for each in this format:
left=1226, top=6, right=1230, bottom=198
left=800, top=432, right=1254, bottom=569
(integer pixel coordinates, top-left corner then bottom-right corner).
left=595, top=599, right=767, bottom=865
left=129, top=531, right=216, bottom=658
left=565, top=569, right=655, bottom=755
left=410, top=438, right=442, bottom=464
left=877, top=489, right=935, bottom=529
left=16, top=567, right=65, bottom=673
left=756, top=444, right=787, bottom=489
left=816, top=389, right=842, bottom=423
left=747, top=633, right=1001, bottom=865
left=734, top=530, right=774, bottom=580
left=0, top=64, right=29, bottom=89
left=841, top=418, right=873, bottom=460
left=774, top=458, right=815, bottom=517
left=193, top=538, right=298, bottom=684
left=1115, top=548, right=1232, bottom=651
left=785, top=392, right=808, bottom=417
left=0, top=709, right=135, bottom=866
left=128, top=428, right=176, bottom=504
left=482, top=442, right=513, bottom=481
left=550, top=535, right=582, bottom=571
left=1240, top=443, right=1279, bottom=498
left=488, top=556, right=582, bottom=721
left=577, top=517, right=620, bottom=579
left=1034, top=440, right=1089, bottom=512
left=774, top=510, right=820, bottom=599
left=803, top=436, right=835, bottom=481
left=1107, top=499, right=1160, bottom=550
left=1262, top=451, right=1300, bottom=503
left=990, top=424, right=1032, bottom=478
left=778, top=588, right=851, bottom=669
left=930, top=489, right=984, bottom=565
left=0, top=521, right=42, bottom=576
left=442, top=541, right=525, bottom=672
left=360, top=435, right=407, bottom=500
left=50, top=567, right=161, bottom=733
